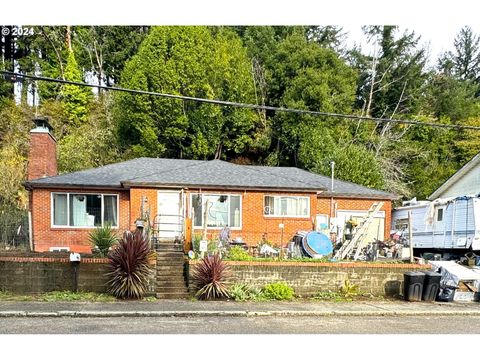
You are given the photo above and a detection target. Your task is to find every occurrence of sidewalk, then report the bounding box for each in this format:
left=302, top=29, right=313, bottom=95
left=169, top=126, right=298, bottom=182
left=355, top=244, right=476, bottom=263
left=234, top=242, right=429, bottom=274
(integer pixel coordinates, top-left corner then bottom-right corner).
left=1, top=299, right=479, bottom=318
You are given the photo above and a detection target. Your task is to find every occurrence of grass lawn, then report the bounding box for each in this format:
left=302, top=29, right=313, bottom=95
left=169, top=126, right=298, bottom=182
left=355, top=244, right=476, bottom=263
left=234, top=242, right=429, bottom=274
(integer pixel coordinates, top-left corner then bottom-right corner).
left=0, top=290, right=157, bottom=302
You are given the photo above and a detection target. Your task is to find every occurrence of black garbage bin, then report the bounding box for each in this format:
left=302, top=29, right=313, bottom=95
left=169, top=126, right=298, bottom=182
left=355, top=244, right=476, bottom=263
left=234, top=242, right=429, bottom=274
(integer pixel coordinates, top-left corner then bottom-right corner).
left=421, top=271, right=442, bottom=301
left=403, top=271, right=425, bottom=301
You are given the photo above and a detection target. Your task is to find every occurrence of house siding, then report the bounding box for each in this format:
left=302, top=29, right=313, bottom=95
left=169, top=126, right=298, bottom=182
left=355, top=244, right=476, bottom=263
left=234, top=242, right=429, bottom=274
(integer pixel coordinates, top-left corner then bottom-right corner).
left=431, top=165, right=480, bottom=199
left=31, top=188, right=130, bottom=253
left=130, top=188, right=159, bottom=227
left=317, top=197, right=392, bottom=240
left=186, top=190, right=317, bottom=246
left=30, top=187, right=393, bottom=252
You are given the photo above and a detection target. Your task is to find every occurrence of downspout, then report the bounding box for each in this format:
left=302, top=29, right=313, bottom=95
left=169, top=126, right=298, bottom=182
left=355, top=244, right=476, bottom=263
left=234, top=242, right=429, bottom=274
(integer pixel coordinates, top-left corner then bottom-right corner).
left=28, top=190, right=34, bottom=252
left=28, top=211, right=33, bottom=252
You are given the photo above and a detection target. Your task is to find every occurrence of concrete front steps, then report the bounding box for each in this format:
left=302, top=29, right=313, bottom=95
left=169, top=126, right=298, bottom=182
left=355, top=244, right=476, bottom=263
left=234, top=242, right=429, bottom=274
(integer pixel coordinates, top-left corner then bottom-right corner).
left=155, top=242, right=189, bottom=299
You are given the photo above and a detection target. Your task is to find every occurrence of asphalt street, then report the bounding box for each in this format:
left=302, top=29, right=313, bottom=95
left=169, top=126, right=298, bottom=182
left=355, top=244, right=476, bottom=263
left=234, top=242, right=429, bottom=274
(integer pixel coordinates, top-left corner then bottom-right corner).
left=1, top=315, right=480, bottom=334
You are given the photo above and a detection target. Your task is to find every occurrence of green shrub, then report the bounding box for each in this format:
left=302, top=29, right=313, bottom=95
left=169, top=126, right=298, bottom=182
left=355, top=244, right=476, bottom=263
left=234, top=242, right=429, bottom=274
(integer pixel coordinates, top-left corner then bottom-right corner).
left=262, top=282, right=295, bottom=300
left=207, top=238, right=219, bottom=254
left=229, top=283, right=265, bottom=301
left=192, top=233, right=203, bottom=255
left=89, top=224, right=119, bottom=257
left=106, top=230, right=153, bottom=299
left=226, top=246, right=252, bottom=261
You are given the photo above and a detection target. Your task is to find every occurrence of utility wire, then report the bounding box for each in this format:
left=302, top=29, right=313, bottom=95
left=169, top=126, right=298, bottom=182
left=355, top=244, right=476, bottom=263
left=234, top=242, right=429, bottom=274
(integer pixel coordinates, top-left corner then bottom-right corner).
left=2, top=70, right=480, bottom=131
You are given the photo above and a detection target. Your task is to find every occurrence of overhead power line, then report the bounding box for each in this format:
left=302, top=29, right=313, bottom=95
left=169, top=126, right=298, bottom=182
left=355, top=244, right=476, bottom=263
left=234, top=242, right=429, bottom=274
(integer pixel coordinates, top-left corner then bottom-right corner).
left=2, top=70, right=480, bottom=131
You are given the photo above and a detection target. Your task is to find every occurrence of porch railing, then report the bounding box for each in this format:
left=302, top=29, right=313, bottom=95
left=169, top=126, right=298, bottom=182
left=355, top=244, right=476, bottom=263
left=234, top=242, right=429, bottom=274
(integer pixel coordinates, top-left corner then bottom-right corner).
left=150, top=214, right=185, bottom=249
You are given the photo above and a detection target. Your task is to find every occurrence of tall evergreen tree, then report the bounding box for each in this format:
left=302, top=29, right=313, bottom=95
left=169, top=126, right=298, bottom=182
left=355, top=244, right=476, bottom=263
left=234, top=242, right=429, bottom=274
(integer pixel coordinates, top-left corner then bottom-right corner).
left=115, top=26, right=266, bottom=160
left=451, top=26, right=480, bottom=83
left=61, top=51, right=92, bottom=127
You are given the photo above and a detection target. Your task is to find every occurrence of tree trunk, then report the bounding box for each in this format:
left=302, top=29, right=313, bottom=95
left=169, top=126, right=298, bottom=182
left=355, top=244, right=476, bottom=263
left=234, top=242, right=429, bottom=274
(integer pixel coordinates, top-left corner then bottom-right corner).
left=66, top=26, right=72, bottom=52
left=214, top=142, right=223, bottom=160
left=41, top=27, right=65, bottom=79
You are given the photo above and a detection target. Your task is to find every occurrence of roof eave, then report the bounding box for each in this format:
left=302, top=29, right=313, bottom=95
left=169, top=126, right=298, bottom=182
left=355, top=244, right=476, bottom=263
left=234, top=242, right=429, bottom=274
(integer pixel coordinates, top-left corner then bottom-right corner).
left=318, top=192, right=398, bottom=200
left=121, top=181, right=326, bottom=193
left=24, top=182, right=125, bottom=191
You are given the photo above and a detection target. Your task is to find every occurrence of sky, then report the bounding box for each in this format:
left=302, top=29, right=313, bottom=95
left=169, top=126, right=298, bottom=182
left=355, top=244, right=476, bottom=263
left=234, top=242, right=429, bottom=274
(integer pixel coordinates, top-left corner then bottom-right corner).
left=344, top=24, right=480, bottom=67
left=2, top=0, right=480, bottom=68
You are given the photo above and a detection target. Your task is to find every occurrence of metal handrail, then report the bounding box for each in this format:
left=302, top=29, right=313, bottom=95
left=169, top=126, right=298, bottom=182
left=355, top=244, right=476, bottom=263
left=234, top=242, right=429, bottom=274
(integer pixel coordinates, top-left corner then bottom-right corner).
left=151, top=213, right=185, bottom=250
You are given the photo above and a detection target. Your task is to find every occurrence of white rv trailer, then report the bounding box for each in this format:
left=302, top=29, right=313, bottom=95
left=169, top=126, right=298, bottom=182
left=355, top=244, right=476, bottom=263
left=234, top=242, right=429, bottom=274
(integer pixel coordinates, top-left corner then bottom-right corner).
left=391, top=195, right=480, bottom=252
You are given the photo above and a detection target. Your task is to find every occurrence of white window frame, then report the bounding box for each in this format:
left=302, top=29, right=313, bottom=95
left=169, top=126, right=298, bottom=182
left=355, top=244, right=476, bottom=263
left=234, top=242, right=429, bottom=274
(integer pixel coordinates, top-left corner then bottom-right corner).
left=263, top=195, right=310, bottom=218
left=436, top=207, right=445, bottom=222
left=51, top=192, right=120, bottom=229
left=190, top=193, right=242, bottom=230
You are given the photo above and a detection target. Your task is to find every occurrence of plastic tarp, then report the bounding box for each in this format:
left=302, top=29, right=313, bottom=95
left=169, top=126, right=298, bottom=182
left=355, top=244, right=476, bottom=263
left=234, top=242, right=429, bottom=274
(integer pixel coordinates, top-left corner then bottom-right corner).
left=429, top=261, right=480, bottom=288
left=260, top=244, right=278, bottom=255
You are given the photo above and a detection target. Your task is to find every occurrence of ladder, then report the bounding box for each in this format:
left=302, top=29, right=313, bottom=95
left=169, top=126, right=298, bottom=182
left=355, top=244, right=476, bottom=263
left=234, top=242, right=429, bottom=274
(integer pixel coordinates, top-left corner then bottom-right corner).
left=333, top=202, right=384, bottom=261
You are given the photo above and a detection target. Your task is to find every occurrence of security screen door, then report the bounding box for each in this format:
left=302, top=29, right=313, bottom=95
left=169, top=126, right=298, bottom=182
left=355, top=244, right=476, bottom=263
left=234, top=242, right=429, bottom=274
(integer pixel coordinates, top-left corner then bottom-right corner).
left=157, top=191, right=183, bottom=239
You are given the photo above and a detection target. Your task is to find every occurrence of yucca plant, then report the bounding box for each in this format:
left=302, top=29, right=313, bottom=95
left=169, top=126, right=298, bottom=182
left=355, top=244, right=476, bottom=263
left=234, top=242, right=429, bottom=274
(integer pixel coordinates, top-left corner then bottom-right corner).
left=89, top=224, right=119, bottom=257
left=106, top=230, right=153, bottom=299
left=192, top=254, right=230, bottom=300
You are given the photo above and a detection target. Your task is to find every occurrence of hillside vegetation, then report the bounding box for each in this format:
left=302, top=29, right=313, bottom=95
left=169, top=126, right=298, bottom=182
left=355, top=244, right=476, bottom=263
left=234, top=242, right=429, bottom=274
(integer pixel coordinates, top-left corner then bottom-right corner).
left=2, top=25, right=480, bottom=210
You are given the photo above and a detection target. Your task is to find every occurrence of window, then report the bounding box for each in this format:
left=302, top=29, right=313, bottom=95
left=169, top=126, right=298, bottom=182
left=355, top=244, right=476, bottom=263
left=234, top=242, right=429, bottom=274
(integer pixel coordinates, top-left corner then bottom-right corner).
left=437, top=208, right=444, bottom=222
left=191, top=194, right=241, bottom=229
left=52, top=193, right=118, bottom=227
left=264, top=195, right=309, bottom=217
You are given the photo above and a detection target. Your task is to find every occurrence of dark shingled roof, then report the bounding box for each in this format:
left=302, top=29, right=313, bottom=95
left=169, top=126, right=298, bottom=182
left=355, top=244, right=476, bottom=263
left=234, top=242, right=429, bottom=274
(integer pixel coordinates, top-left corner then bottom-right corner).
left=25, top=158, right=397, bottom=199
left=246, top=166, right=397, bottom=199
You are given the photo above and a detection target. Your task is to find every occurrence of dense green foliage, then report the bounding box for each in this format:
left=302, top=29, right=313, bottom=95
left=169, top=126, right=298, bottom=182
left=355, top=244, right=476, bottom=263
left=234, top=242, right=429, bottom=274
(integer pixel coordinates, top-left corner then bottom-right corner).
left=114, top=26, right=265, bottom=160
left=61, top=51, right=92, bottom=126
left=1, top=25, right=480, bottom=208
left=262, top=282, right=295, bottom=300
left=225, top=246, right=253, bottom=261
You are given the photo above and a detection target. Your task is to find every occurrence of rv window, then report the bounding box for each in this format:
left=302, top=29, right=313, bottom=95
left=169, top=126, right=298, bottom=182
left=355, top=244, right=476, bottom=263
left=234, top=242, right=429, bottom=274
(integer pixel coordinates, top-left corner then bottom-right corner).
left=437, top=208, right=444, bottom=222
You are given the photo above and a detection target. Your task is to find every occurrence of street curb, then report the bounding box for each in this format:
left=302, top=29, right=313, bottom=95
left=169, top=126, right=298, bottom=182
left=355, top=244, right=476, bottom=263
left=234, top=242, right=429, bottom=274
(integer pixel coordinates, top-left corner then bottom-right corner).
left=2, top=310, right=480, bottom=318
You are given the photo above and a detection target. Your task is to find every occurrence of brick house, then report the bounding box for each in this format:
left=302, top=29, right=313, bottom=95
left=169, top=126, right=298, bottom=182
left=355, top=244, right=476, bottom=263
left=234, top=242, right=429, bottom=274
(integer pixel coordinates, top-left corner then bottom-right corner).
left=24, top=118, right=398, bottom=253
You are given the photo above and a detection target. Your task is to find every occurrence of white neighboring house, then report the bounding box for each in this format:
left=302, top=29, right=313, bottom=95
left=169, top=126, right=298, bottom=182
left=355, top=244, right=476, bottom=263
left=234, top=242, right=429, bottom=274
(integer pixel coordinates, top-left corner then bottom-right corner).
left=428, top=153, right=480, bottom=200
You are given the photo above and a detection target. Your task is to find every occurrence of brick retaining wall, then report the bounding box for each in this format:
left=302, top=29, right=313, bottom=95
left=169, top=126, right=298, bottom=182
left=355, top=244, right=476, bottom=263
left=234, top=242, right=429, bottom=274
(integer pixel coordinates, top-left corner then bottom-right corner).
left=0, top=256, right=156, bottom=295
left=188, top=260, right=431, bottom=297
left=1, top=255, right=430, bottom=298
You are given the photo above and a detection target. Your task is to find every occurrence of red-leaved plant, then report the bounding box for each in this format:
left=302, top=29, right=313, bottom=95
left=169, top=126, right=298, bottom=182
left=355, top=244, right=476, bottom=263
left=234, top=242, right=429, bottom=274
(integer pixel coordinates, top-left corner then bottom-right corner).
left=106, top=230, right=153, bottom=299
left=191, top=254, right=231, bottom=300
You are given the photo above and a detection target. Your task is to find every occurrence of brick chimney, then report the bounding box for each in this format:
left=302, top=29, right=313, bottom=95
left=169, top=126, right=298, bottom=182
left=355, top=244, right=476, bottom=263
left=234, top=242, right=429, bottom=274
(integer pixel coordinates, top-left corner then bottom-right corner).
left=27, top=117, right=58, bottom=180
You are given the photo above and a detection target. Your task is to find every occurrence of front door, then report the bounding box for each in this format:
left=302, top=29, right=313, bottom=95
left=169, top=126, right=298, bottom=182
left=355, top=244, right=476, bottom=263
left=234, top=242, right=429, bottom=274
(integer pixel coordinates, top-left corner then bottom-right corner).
left=157, top=191, right=183, bottom=239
